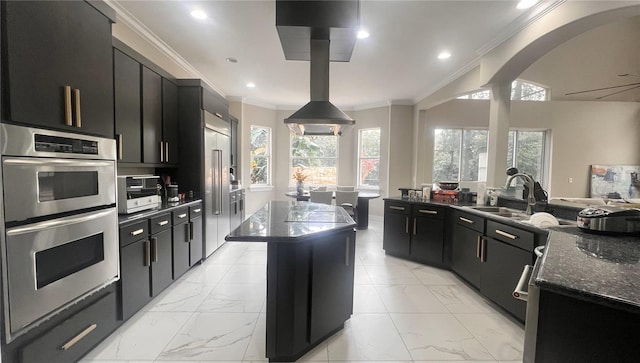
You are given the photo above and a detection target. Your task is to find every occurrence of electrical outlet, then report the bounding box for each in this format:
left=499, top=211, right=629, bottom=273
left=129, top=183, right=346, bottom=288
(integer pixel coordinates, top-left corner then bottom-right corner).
left=568, top=177, right=573, bottom=183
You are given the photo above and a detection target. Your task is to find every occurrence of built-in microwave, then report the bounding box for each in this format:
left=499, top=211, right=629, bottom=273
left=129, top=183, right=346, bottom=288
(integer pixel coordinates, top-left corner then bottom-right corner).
left=117, top=175, right=161, bottom=214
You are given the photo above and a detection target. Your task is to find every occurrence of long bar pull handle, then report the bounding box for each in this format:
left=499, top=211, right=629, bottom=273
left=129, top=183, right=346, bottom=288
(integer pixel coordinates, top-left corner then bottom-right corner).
left=189, top=222, right=194, bottom=241
left=165, top=142, right=169, bottom=163
left=419, top=209, right=438, bottom=215
left=74, top=88, right=82, bottom=128
left=215, top=112, right=223, bottom=119
left=496, top=229, right=518, bottom=240
left=345, top=237, right=350, bottom=266
left=177, top=213, right=187, bottom=219
left=152, top=237, right=159, bottom=263
left=131, top=229, right=144, bottom=236
left=193, top=208, right=201, bottom=213
left=218, top=150, right=223, bottom=214
left=513, top=265, right=533, bottom=301
left=60, top=324, right=97, bottom=351
left=64, top=86, right=73, bottom=126
left=157, top=220, right=169, bottom=226
left=160, top=141, right=164, bottom=163
left=389, top=206, right=405, bottom=211
left=117, top=134, right=123, bottom=160
left=212, top=150, right=221, bottom=215
left=405, top=217, right=409, bottom=234
left=481, top=238, right=487, bottom=262
left=476, top=236, right=481, bottom=259
left=185, top=223, right=191, bottom=242
left=413, top=218, right=417, bottom=235
left=459, top=217, right=474, bottom=224
left=144, top=240, right=151, bottom=267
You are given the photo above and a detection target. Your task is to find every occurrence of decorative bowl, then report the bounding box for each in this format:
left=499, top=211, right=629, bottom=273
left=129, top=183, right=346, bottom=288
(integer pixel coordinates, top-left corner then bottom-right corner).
left=438, top=181, right=459, bottom=190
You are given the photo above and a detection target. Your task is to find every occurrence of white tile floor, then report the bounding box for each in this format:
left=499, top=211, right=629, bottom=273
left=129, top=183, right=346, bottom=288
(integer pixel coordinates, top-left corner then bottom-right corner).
left=82, top=215, right=524, bottom=363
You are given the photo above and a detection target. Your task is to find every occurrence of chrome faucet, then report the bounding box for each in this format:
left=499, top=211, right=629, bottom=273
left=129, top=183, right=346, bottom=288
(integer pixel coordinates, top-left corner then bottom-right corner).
left=505, top=173, right=536, bottom=214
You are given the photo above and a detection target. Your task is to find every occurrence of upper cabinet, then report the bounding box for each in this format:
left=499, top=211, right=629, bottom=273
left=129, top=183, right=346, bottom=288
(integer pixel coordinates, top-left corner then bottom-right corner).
left=2, top=1, right=114, bottom=138
left=114, top=49, right=141, bottom=163
left=162, top=79, right=179, bottom=164
left=142, top=67, right=163, bottom=164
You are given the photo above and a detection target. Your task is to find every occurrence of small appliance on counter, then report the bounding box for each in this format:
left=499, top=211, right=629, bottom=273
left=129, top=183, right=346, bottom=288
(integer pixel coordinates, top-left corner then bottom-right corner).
left=117, top=175, right=161, bottom=214
left=167, top=184, right=180, bottom=202
left=577, top=206, right=640, bottom=235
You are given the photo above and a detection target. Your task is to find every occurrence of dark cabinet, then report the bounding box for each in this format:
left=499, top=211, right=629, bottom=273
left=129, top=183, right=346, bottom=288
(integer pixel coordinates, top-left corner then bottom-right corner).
left=3, top=1, right=114, bottom=138
left=172, top=207, right=190, bottom=279
left=162, top=79, right=179, bottom=163
left=230, top=190, right=245, bottom=231
left=189, top=204, right=204, bottom=266
left=383, top=201, right=445, bottom=264
left=150, top=227, right=173, bottom=296
left=450, top=210, right=485, bottom=288
left=114, top=49, right=141, bottom=163
left=120, top=238, right=151, bottom=320
left=142, top=66, right=163, bottom=164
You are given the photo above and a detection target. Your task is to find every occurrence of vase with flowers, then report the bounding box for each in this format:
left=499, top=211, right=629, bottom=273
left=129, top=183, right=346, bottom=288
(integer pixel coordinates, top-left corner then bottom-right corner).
left=293, top=167, right=307, bottom=196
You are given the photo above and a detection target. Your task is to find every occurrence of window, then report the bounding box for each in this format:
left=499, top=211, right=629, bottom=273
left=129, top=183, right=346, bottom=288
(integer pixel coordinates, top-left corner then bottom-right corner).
left=358, top=128, right=381, bottom=187
left=507, top=130, right=547, bottom=184
left=456, top=79, right=548, bottom=101
left=433, top=129, right=488, bottom=182
left=250, top=126, right=271, bottom=185
left=290, top=135, right=338, bottom=185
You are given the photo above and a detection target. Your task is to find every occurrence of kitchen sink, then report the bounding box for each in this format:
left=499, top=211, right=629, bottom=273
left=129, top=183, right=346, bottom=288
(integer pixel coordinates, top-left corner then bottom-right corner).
left=465, top=205, right=576, bottom=227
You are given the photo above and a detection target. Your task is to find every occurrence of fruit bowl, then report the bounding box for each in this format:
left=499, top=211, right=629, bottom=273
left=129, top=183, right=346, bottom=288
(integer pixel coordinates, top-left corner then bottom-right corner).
left=438, top=181, right=459, bottom=190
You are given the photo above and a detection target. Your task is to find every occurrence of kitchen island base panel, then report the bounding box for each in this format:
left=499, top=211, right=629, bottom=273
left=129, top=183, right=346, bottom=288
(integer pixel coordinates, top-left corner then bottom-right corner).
left=266, top=229, right=356, bottom=362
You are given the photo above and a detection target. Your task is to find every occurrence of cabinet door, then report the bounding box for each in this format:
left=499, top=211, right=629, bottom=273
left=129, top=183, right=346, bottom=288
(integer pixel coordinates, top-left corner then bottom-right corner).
left=150, top=229, right=173, bottom=296
left=230, top=117, right=238, bottom=168
left=481, top=237, right=531, bottom=321
left=120, top=239, right=151, bottom=320
left=114, top=49, right=141, bottom=163
left=310, top=230, right=355, bottom=342
left=162, top=78, right=179, bottom=164
left=383, top=212, right=410, bottom=256
left=190, top=216, right=203, bottom=266
left=142, top=66, right=162, bottom=164
left=172, top=222, right=190, bottom=279
left=4, top=1, right=113, bottom=137
left=451, top=225, right=482, bottom=288
left=412, top=214, right=444, bottom=264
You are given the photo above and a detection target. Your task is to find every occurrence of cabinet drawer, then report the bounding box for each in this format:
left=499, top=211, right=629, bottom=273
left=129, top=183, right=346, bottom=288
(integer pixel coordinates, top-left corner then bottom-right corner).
left=453, top=210, right=485, bottom=233
left=486, top=220, right=534, bottom=251
left=119, top=220, right=148, bottom=247
left=384, top=201, right=411, bottom=215
left=172, top=207, right=189, bottom=225
left=412, top=205, right=445, bottom=219
left=150, top=213, right=172, bottom=234
left=20, top=289, right=118, bottom=363
left=190, top=203, right=203, bottom=219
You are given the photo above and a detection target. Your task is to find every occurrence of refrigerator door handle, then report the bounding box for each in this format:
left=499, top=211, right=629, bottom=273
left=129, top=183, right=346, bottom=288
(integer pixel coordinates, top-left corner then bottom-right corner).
left=212, top=149, right=222, bottom=215
left=218, top=149, right=223, bottom=215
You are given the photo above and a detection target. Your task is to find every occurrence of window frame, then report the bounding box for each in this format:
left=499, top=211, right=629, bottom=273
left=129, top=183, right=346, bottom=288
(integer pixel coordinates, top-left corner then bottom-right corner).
left=507, top=129, right=550, bottom=189
left=249, top=125, right=272, bottom=187
left=289, top=134, right=339, bottom=187
left=357, top=127, right=381, bottom=189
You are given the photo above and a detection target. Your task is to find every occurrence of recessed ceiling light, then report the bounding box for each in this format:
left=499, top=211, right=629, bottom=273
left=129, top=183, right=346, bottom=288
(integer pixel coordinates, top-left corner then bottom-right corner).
left=437, top=51, right=451, bottom=60
left=516, top=0, right=538, bottom=9
left=246, top=82, right=256, bottom=88
left=357, top=29, right=370, bottom=39
left=190, top=9, right=207, bottom=20
left=226, top=57, right=238, bottom=64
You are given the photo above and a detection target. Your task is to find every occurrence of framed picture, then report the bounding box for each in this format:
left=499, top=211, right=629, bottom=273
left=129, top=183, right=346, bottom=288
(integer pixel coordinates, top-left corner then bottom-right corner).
left=590, top=165, right=640, bottom=199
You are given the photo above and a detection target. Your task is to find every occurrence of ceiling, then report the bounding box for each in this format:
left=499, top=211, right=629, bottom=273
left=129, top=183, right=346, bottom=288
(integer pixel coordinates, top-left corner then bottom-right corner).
left=111, top=1, right=639, bottom=108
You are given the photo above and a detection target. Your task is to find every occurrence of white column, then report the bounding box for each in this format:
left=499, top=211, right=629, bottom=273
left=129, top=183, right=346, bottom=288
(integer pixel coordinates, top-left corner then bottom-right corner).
left=486, top=83, right=511, bottom=187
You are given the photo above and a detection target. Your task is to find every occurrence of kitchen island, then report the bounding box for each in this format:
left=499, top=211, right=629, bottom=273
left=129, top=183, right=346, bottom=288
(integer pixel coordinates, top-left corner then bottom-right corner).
left=226, top=201, right=357, bottom=362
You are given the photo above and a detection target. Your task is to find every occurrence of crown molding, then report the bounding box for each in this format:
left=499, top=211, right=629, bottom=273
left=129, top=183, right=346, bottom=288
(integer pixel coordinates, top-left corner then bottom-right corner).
left=105, top=0, right=227, bottom=97
left=413, top=58, right=482, bottom=104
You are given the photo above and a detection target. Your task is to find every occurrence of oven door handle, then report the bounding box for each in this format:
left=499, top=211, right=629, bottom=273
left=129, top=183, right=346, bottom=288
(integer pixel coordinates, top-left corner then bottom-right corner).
left=513, top=265, right=533, bottom=301
left=5, top=209, right=114, bottom=235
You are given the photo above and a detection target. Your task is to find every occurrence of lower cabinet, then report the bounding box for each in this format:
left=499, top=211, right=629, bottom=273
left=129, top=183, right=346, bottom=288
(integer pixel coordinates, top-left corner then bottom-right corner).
left=150, top=228, right=174, bottom=296
left=189, top=204, right=203, bottom=265
left=450, top=221, right=483, bottom=288
left=172, top=207, right=191, bottom=279
left=120, top=237, right=152, bottom=320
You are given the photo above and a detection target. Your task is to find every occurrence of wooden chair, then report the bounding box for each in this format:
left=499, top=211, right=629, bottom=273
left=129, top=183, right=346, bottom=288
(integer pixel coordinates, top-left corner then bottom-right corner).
left=335, top=191, right=358, bottom=220
left=336, top=186, right=355, bottom=191
left=309, top=191, right=333, bottom=205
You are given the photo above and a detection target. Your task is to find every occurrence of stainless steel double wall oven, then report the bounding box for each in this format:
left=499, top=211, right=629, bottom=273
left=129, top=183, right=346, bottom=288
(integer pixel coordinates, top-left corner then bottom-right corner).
left=0, top=124, right=119, bottom=342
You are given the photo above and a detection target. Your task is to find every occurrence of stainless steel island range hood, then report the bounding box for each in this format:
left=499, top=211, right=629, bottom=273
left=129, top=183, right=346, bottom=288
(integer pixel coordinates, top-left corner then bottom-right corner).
left=276, top=0, right=359, bottom=136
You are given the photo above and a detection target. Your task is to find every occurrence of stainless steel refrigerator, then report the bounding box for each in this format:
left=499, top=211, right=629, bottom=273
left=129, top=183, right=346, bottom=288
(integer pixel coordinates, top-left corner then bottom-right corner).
left=203, top=111, right=230, bottom=258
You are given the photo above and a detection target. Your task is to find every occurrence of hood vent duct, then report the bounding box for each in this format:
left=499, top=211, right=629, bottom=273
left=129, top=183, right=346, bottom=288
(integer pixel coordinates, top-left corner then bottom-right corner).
left=276, top=0, right=359, bottom=136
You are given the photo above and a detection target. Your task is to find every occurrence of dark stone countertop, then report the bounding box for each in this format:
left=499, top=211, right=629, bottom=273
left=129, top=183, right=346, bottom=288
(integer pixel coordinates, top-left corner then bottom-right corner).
left=226, top=200, right=356, bottom=243
left=535, top=226, right=640, bottom=312
left=118, top=199, right=202, bottom=226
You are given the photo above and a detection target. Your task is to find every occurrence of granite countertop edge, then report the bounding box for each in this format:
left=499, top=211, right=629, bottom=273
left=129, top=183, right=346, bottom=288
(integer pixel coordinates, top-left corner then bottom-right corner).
left=226, top=222, right=357, bottom=243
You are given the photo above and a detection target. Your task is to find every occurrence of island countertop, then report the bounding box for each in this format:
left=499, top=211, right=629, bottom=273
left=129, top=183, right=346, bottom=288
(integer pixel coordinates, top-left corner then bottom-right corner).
left=226, top=200, right=356, bottom=243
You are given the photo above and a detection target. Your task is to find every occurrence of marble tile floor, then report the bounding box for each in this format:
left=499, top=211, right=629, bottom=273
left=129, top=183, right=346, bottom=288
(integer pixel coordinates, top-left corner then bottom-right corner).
left=82, top=215, right=524, bottom=363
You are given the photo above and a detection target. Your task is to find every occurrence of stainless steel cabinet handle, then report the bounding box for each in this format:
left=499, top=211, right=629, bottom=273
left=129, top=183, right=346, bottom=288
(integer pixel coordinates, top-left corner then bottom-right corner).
left=215, top=112, right=223, bottom=119
left=345, top=237, right=350, bottom=266
left=60, top=323, right=97, bottom=351
left=405, top=217, right=409, bottom=234
left=152, top=237, right=158, bottom=263
left=64, top=86, right=73, bottom=126
left=193, top=208, right=201, bottom=213
left=459, top=216, right=474, bottom=224
left=74, top=88, right=82, bottom=128
left=160, top=141, right=164, bottom=162
left=413, top=217, right=417, bottom=235
left=117, top=134, right=123, bottom=160
left=185, top=223, right=191, bottom=242
left=496, top=229, right=518, bottom=240
left=177, top=213, right=187, bottom=219
left=476, top=236, right=481, bottom=258
left=144, top=240, right=151, bottom=267
left=131, top=228, right=144, bottom=236
left=165, top=142, right=169, bottom=163
left=513, top=265, right=533, bottom=301
left=481, top=238, right=486, bottom=262
left=390, top=206, right=405, bottom=211
left=157, top=220, right=169, bottom=226
left=419, top=209, right=438, bottom=215
left=189, top=222, right=194, bottom=241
